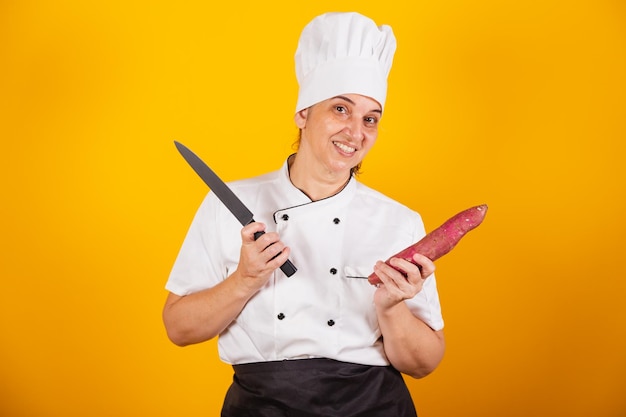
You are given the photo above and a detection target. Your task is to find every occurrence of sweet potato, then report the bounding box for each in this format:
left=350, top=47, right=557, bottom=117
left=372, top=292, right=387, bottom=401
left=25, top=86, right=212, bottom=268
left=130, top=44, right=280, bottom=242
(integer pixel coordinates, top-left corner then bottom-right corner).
left=368, top=204, right=488, bottom=285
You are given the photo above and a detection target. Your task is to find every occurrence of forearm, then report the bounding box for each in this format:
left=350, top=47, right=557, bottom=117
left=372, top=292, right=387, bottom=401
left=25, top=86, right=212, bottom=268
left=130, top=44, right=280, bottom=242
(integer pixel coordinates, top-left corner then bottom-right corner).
left=162, top=271, right=255, bottom=346
left=377, top=302, right=445, bottom=379
left=164, top=223, right=290, bottom=346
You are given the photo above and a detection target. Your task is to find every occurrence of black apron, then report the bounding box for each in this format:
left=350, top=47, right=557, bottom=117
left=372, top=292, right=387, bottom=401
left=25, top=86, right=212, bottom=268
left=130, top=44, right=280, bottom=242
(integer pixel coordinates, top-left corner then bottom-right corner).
left=220, top=358, right=418, bottom=417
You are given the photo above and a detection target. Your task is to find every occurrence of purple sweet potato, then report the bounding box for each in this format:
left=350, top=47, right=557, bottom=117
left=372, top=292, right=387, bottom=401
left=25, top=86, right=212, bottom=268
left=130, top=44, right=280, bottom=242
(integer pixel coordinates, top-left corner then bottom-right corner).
left=368, top=204, right=488, bottom=285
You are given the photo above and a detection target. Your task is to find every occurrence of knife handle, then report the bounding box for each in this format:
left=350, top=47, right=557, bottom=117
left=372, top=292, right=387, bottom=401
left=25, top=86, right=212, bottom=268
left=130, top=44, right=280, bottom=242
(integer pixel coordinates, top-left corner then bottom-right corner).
left=253, top=230, right=297, bottom=277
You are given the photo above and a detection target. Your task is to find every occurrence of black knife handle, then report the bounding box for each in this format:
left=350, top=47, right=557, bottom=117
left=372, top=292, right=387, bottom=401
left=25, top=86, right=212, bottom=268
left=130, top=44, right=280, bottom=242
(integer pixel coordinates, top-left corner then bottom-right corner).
left=253, top=230, right=297, bottom=277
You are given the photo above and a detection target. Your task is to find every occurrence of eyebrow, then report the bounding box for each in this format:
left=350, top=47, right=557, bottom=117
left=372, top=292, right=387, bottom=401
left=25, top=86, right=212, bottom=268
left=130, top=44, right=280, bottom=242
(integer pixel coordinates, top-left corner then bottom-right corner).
left=333, top=95, right=383, bottom=114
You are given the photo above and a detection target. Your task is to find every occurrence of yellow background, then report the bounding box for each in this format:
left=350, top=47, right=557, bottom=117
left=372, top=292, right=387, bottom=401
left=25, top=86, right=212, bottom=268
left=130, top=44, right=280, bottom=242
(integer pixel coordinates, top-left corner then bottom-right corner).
left=1, top=0, right=625, bottom=416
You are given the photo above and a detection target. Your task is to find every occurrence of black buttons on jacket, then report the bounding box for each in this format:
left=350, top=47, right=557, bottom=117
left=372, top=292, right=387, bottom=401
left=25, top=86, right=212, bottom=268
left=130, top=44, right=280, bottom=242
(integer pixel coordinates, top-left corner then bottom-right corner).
left=333, top=218, right=340, bottom=224
left=329, top=268, right=337, bottom=275
left=327, top=320, right=335, bottom=326
left=277, top=313, right=285, bottom=320
left=281, top=214, right=289, bottom=221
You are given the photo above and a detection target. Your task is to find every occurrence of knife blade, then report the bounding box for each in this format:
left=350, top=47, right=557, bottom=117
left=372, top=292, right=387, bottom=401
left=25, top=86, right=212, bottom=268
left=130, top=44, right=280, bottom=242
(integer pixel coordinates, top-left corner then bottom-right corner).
left=174, top=141, right=297, bottom=277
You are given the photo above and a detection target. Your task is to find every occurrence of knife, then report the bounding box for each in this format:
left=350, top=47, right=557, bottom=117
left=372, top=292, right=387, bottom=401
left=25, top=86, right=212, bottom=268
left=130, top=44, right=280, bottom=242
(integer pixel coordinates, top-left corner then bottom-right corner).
left=174, top=141, right=297, bottom=277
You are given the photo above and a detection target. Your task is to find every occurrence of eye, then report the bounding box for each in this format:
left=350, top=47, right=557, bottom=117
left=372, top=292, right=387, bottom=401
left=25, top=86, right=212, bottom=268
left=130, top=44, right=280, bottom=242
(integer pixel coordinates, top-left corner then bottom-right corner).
left=364, top=116, right=378, bottom=125
left=334, top=105, right=347, bottom=113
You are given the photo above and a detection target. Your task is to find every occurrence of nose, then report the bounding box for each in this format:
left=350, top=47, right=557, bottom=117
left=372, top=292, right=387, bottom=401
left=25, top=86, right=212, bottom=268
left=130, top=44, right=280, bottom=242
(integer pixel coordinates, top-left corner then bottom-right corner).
left=344, top=117, right=364, bottom=142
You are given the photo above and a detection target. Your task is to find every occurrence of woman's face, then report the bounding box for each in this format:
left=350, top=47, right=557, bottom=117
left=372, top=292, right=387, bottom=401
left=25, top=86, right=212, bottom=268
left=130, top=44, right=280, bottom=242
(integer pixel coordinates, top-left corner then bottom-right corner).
left=295, top=94, right=381, bottom=178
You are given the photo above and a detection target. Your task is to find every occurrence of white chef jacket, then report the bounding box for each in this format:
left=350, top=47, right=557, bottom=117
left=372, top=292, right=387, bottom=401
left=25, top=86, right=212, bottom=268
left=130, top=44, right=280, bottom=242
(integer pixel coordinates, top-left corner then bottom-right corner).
left=166, top=158, right=444, bottom=366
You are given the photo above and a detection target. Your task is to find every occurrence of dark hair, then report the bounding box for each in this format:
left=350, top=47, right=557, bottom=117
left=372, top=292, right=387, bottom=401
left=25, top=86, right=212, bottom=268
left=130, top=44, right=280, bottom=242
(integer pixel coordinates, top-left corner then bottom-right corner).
left=293, top=129, right=362, bottom=176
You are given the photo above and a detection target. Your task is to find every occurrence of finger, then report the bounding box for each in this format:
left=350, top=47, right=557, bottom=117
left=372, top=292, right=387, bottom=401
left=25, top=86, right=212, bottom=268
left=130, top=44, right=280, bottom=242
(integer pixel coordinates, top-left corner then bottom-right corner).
left=261, top=239, right=286, bottom=261
left=411, top=253, right=436, bottom=278
left=266, top=246, right=291, bottom=270
left=241, top=222, right=266, bottom=243
left=373, top=261, right=404, bottom=286
left=387, top=258, right=422, bottom=285
left=255, top=231, right=282, bottom=251
left=373, top=261, right=414, bottom=300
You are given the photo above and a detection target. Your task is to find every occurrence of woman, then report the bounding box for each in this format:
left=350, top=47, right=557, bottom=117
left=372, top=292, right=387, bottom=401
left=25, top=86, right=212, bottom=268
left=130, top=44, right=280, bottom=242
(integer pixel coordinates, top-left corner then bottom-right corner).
left=163, top=12, right=445, bottom=417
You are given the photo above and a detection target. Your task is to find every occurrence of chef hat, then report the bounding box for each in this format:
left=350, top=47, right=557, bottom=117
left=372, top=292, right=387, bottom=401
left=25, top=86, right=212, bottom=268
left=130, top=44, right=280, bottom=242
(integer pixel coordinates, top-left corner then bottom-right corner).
left=294, top=12, right=397, bottom=113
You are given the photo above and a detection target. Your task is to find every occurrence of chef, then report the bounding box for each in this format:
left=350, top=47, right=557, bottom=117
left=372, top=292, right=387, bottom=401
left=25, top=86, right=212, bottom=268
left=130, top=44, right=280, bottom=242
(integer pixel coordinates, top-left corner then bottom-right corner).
left=163, top=11, right=445, bottom=417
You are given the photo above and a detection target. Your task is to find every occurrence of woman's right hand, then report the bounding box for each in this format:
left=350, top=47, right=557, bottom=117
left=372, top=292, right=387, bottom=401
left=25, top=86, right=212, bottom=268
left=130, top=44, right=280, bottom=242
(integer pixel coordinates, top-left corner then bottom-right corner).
left=163, top=222, right=291, bottom=346
left=236, top=222, right=291, bottom=291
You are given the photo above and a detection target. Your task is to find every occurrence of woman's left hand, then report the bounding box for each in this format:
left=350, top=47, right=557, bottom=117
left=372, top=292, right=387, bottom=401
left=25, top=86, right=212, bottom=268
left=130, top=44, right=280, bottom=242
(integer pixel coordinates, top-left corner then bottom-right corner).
left=372, top=253, right=435, bottom=309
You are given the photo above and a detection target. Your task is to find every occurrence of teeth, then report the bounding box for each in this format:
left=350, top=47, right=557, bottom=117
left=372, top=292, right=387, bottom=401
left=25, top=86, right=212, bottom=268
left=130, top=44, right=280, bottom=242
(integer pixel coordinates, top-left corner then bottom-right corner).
left=334, top=142, right=356, bottom=153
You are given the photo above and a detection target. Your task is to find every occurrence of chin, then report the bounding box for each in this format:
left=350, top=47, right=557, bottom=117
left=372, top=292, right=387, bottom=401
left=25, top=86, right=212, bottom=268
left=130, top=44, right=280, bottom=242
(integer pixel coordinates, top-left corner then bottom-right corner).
left=328, top=161, right=353, bottom=175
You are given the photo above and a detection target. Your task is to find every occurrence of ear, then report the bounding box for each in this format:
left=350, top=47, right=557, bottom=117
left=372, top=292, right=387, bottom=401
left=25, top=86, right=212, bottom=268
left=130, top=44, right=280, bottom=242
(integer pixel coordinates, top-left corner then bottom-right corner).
left=294, top=108, right=308, bottom=129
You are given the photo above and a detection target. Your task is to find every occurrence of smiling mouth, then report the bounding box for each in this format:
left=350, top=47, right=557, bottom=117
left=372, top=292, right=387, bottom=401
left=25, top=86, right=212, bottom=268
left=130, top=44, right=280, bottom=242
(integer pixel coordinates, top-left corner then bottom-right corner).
left=333, top=141, right=356, bottom=154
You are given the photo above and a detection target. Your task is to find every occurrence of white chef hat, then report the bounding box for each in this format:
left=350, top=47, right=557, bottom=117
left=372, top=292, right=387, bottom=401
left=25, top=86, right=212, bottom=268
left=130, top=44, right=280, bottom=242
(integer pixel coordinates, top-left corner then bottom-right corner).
left=294, top=12, right=397, bottom=113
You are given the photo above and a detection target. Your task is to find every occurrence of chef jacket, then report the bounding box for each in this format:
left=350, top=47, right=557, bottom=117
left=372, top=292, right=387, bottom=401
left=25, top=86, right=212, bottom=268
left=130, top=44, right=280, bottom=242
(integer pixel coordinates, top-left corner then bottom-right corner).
left=166, top=157, right=444, bottom=366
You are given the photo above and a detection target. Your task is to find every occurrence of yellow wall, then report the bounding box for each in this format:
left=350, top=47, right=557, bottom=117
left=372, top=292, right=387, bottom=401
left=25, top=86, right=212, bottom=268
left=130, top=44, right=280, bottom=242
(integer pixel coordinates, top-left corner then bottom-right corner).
left=1, top=1, right=625, bottom=416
